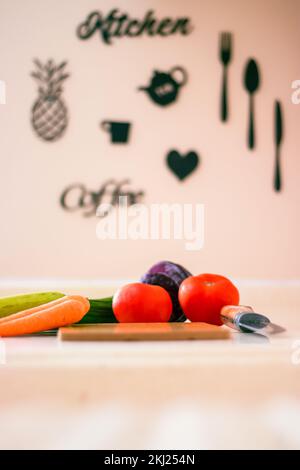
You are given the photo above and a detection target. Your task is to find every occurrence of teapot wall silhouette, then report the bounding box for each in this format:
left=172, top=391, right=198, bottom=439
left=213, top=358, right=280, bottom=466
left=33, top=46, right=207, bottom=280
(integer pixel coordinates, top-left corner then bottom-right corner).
left=138, top=67, right=188, bottom=107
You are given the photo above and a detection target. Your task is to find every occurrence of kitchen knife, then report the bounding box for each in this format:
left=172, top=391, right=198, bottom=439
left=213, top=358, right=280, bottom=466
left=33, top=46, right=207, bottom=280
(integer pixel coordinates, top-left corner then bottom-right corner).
left=274, top=100, right=283, bottom=192
left=221, top=305, right=285, bottom=335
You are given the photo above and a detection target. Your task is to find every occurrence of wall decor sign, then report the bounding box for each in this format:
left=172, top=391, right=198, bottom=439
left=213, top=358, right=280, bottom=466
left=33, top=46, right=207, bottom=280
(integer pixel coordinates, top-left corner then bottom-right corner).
left=139, top=67, right=188, bottom=107
left=243, top=58, right=260, bottom=150
left=77, top=10, right=193, bottom=45
left=219, top=32, right=233, bottom=122
left=101, top=120, right=131, bottom=143
left=166, top=150, right=200, bottom=181
left=60, top=180, right=144, bottom=217
left=31, top=59, right=69, bottom=142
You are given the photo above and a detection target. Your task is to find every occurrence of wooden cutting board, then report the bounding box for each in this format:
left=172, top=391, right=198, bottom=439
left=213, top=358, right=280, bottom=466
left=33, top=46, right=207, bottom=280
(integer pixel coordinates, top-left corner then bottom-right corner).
left=59, top=322, right=230, bottom=341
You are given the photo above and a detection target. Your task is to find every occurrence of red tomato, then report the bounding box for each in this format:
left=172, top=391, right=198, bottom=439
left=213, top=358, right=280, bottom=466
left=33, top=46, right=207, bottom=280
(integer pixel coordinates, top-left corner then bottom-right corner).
left=178, top=274, right=239, bottom=325
left=113, top=283, right=172, bottom=323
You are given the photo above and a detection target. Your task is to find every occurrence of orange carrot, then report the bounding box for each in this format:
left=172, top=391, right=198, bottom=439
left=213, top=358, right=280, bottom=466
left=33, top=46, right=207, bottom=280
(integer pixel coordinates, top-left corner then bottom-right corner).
left=0, top=295, right=87, bottom=325
left=0, top=295, right=90, bottom=337
left=0, top=295, right=67, bottom=325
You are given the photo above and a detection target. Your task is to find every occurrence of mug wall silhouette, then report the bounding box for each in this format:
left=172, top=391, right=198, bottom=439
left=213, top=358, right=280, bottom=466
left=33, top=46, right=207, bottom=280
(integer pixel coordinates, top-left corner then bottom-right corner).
left=101, top=121, right=131, bottom=143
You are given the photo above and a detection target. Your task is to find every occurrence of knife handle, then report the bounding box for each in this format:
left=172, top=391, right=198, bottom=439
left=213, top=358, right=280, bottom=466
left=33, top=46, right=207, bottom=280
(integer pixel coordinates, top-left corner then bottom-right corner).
left=274, top=147, right=281, bottom=192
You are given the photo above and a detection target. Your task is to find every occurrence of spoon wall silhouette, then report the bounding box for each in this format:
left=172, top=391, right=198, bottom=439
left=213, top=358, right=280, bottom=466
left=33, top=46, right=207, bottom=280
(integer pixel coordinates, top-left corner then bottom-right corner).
left=244, top=58, right=260, bottom=150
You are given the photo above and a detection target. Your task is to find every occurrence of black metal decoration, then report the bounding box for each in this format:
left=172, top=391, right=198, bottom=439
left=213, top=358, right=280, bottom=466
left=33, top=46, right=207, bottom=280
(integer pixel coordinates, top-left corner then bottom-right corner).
left=31, top=59, right=69, bottom=142
left=219, top=32, right=233, bottom=122
left=243, top=58, right=260, bottom=150
left=166, top=150, right=200, bottom=181
left=60, top=180, right=144, bottom=217
left=101, top=121, right=131, bottom=143
left=274, top=100, right=284, bottom=192
left=76, top=10, right=193, bottom=45
left=139, top=67, right=188, bottom=107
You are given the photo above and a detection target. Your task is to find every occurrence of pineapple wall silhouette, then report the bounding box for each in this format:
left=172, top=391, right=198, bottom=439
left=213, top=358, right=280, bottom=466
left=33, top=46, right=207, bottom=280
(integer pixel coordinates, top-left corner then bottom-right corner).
left=31, top=59, right=69, bottom=142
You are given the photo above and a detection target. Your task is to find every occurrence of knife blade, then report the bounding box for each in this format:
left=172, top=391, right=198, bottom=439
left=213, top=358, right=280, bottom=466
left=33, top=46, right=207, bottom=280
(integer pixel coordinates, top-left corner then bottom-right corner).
left=275, top=101, right=283, bottom=147
left=238, top=314, right=285, bottom=335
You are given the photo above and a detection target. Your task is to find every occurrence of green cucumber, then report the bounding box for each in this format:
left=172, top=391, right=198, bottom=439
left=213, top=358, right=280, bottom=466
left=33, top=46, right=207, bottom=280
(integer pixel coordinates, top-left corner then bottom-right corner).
left=77, top=297, right=117, bottom=324
left=0, top=292, right=65, bottom=319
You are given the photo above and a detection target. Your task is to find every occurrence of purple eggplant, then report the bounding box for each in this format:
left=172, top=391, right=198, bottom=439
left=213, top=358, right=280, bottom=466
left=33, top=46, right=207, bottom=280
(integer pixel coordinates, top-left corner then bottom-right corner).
left=141, top=261, right=192, bottom=322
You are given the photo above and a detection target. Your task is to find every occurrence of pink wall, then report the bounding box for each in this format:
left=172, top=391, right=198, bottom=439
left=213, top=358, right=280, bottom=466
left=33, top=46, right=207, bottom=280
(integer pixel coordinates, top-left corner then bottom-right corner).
left=0, top=0, right=300, bottom=280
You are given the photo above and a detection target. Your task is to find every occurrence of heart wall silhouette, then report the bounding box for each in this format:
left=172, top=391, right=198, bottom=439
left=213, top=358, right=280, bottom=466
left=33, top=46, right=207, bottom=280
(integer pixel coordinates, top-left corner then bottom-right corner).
left=166, top=150, right=200, bottom=181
